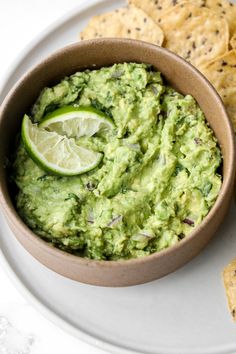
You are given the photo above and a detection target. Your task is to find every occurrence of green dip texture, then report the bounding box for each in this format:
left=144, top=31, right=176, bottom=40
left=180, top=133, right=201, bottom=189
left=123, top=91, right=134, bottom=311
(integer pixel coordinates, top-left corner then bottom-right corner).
left=12, top=63, right=222, bottom=260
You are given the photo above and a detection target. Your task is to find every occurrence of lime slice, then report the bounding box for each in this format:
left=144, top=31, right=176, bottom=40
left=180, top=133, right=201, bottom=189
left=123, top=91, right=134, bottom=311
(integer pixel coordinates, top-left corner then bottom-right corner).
left=21, top=115, right=103, bottom=176
left=40, top=106, right=115, bottom=138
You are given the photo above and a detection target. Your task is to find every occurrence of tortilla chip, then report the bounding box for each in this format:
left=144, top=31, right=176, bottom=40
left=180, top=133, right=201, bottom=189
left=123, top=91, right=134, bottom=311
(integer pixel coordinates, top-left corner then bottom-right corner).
left=223, top=259, right=236, bottom=321
left=192, top=1, right=235, bottom=35
left=127, top=0, right=183, bottom=22
left=159, top=2, right=229, bottom=67
left=230, top=33, right=236, bottom=50
left=199, top=51, right=236, bottom=131
left=194, top=0, right=236, bottom=37
left=128, top=0, right=236, bottom=36
left=80, top=7, right=164, bottom=46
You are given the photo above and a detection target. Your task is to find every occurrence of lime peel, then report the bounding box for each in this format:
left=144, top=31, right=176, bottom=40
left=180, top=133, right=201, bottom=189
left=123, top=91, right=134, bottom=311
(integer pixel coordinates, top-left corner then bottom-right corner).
left=21, top=115, right=103, bottom=176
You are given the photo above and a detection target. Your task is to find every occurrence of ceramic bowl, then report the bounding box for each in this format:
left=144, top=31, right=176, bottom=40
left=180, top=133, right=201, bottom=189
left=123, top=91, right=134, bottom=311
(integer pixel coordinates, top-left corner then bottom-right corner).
left=0, top=39, right=235, bottom=286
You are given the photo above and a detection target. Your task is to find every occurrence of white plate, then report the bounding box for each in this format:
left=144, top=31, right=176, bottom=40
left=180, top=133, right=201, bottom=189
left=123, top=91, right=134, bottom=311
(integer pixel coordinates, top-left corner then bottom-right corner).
left=1, top=1, right=236, bottom=353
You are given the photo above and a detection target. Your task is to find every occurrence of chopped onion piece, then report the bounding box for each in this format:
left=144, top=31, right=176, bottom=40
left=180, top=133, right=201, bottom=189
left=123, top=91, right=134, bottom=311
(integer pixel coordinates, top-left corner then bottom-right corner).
left=107, top=215, right=123, bottom=227
left=126, top=144, right=140, bottom=151
left=183, top=218, right=194, bottom=226
left=139, top=232, right=154, bottom=238
left=87, top=210, right=95, bottom=224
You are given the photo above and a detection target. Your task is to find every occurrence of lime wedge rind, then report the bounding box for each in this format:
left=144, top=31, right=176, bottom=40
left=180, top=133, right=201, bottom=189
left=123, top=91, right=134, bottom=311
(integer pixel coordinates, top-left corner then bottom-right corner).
left=21, top=115, right=103, bottom=176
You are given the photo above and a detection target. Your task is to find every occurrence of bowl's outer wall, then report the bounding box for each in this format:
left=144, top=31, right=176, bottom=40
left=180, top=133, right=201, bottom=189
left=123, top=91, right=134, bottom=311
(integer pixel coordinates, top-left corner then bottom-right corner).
left=0, top=39, right=235, bottom=286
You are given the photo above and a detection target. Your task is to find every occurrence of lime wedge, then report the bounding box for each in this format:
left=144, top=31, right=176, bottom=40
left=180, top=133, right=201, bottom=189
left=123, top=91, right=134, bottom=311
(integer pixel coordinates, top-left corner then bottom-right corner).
left=40, top=106, right=115, bottom=138
left=21, top=115, right=103, bottom=176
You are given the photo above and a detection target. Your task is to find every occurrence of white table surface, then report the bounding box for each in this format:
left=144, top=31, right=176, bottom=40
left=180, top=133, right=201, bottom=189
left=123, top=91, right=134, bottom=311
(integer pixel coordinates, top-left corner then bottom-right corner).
left=0, top=1, right=106, bottom=353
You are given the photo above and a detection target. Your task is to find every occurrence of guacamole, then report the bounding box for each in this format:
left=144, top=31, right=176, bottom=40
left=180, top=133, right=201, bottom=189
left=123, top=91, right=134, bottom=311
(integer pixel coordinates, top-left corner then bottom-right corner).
left=12, top=63, right=222, bottom=260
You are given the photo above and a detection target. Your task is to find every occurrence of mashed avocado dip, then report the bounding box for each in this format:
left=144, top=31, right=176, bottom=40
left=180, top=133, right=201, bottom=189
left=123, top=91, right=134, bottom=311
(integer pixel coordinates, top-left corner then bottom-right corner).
left=12, top=63, right=222, bottom=260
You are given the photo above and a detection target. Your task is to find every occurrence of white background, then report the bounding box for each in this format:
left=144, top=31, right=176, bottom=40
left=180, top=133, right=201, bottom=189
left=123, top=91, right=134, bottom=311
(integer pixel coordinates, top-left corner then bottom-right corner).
left=0, top=1, right=106, bottom=353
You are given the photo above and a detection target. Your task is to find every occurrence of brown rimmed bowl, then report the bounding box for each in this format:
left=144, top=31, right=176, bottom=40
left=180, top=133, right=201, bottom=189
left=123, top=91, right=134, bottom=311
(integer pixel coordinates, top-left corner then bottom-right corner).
left=0, top=39, right=235, bottom=287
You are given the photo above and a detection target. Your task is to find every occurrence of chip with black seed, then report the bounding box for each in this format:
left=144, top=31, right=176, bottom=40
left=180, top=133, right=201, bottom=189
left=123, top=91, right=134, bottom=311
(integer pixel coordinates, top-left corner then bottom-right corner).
left=80, top=6, right=164, bottom=46
left=199, top=50, right=236, bottom=131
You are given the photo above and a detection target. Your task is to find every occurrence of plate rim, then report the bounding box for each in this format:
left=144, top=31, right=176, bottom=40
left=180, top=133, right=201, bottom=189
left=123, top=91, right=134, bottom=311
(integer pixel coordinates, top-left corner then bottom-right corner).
left=0, top=1, right=236, bottom=353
